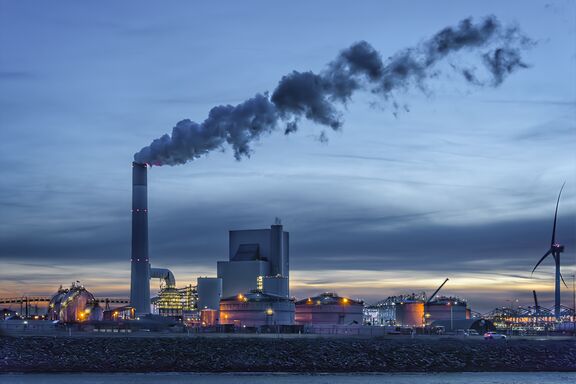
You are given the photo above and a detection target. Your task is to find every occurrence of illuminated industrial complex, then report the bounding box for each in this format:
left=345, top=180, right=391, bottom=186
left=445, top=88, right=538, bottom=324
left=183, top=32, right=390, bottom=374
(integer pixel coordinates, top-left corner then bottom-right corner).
left=1, top=162, right=574, bottom=335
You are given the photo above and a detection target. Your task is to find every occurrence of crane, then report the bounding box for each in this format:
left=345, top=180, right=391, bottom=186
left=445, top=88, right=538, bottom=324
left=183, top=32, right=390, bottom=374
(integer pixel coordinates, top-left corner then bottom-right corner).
left=423, top=278, right=449, bottom=326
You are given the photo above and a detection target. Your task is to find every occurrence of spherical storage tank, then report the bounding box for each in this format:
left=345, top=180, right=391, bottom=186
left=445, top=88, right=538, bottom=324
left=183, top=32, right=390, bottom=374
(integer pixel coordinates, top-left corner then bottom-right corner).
left=47, top=282, right=96, bottom=322
left=219, top=290, right=294, bottom=327
left=295, top=292, right=363, bottom=325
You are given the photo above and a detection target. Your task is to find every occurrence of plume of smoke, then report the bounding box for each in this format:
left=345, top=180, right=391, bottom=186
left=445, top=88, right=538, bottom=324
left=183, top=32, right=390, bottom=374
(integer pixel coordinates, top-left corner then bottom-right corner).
left=135, top=15, right=532, bottom=166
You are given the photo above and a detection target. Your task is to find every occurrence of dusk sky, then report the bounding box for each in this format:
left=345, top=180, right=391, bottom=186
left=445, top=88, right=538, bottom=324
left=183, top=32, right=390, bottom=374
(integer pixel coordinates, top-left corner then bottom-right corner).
left=1, top=1, right=575, bottom=313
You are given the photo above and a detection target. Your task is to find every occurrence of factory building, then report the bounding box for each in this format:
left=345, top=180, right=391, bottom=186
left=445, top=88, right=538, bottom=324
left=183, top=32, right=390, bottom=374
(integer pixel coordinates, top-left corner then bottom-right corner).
left=295, top=292, right=363, bottom=325
left=47, top=282, right=102, bottom=322
left=217, top=223, right=289, bottom=299
left=219, top=290, right=295, bottom=327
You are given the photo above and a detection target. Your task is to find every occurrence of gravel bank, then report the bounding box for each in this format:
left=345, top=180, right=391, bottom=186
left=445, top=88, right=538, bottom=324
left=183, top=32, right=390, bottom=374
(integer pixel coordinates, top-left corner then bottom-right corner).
left=1, top=336, right=574, bottom=373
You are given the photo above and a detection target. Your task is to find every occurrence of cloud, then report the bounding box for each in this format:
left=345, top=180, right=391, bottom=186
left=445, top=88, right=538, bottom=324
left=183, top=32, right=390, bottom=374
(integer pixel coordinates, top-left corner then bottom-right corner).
left=0, top=71, right=35, bottom=80
left=513, top=117, right=576, bottom=141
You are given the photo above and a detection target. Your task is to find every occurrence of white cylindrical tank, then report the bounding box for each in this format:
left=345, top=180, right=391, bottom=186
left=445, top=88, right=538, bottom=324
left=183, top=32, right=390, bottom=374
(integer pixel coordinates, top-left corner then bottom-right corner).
left=219, top=291, right=295, bottom=327
left=197, top=277, right=222, bottom=310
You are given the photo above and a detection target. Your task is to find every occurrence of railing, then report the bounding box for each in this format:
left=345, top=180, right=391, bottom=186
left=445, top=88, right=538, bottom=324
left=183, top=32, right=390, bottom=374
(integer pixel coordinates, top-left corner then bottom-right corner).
left=0, top=297, right=130, bottom=305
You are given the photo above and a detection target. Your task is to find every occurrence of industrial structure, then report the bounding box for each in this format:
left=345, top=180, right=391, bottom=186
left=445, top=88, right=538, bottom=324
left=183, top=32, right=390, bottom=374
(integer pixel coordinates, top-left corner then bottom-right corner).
left=217, top=222, right=289, bottom=299
left=130, top=162, right=177, bottom=315
left=219, top=290, right=295, bottom=327
left=484, top=290, right=576, bottom=332
left=197, top=277, right=222, bottom=311
left=47, top=282, right=103, bottom=322
left=3, top=166, right=574, bottom=335
left=196, top=277, right=222, bottom=326
left=295, top=292, right=363, bottom=325
left=364, top=293, right=470, bottom=328
left=128, top=162, right=294, bottom=324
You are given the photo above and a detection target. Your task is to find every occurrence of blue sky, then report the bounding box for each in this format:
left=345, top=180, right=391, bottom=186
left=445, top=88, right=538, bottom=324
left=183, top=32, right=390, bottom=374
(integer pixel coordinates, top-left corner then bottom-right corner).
left=0, top=1, right=575, bottom=312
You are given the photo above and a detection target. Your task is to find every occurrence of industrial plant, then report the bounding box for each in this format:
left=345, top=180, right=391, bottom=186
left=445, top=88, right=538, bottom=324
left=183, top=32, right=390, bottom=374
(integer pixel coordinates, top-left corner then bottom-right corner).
left=1, top=163, right=574, bottom=337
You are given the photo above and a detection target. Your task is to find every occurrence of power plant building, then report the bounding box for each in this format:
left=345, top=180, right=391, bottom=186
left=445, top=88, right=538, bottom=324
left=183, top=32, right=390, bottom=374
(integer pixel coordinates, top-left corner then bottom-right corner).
left=295, top=292, right=363, bottom=325
left=217, top=224, right=289, bottom=299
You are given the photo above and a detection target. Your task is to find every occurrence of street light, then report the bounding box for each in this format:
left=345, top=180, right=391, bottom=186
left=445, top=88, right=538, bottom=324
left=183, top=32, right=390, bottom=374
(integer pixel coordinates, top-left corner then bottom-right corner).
left=572, top=274, right=575, bottom=337
left=266, top=308, right=274, bottom=327
left=448, top=302, right=454, bottom=332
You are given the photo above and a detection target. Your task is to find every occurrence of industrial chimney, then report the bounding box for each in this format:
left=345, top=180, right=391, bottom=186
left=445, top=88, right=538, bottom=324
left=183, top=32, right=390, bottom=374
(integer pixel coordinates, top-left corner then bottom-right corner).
left=130, top=162, right=151, bottom=314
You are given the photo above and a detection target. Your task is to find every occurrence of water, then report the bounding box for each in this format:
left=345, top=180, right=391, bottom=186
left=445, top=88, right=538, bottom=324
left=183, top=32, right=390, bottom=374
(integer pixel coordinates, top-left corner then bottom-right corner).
left=0, top=372, right=574, bottom=384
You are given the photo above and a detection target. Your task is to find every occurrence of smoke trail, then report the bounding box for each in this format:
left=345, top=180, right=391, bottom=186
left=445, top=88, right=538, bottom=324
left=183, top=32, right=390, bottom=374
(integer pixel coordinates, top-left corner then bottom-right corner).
left=135, top=15, right=532, bottom=166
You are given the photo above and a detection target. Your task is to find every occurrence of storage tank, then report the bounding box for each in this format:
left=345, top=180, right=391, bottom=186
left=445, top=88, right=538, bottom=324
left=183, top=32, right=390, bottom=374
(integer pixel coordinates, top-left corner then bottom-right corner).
left=47, top=282, right=96, bottom=322
left=395, top=301, right=425, bottom=327
left=295, top=292, right=363, bottom=325
left=220, top=290, right=294, bottom=327
left=197, top=277, right=222, bottom=310
left=200, top=309, right=218, bottom=326
left=426, top=297, right=468, bottom=322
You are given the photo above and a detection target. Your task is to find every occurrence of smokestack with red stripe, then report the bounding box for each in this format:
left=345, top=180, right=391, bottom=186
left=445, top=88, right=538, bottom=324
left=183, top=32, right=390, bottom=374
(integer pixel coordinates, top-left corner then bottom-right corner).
left=130, top=162, right=150, bottom=314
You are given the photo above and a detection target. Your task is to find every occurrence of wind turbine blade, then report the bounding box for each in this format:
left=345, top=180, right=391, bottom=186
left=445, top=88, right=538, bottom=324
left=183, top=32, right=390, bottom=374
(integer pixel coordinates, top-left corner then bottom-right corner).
left=531, top=249, right=552, bottom=275
left=550, top=182, right=565, bottom=247
left=553, top=253, right=570, bottom=289
left=560, top=271, right=569, bottom=289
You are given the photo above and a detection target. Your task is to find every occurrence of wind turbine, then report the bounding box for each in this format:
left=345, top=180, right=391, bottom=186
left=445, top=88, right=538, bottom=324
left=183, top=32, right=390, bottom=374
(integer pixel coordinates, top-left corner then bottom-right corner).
left=532, top=183, right=568, bottom=320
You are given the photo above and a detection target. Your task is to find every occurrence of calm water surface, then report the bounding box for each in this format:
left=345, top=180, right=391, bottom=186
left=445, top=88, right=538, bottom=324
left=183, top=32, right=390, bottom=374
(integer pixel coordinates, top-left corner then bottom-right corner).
left=0, top=372, right=574, bottom=384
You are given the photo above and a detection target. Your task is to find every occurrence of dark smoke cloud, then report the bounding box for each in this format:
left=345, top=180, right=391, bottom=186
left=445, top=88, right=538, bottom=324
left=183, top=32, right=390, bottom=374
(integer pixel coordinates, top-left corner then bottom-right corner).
left=135, top=15, right=532, bottom=166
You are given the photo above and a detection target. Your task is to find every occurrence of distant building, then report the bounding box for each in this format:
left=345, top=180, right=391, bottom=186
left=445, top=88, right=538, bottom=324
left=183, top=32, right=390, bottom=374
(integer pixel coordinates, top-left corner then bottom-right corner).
left=217, top=223, right=289, bottom=298
left=295, top=292, right=363, bottom=325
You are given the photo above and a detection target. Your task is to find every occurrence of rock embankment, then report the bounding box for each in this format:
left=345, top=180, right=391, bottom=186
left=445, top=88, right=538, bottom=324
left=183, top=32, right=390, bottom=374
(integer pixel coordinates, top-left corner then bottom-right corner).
left=1, top=336, right=575, bottom=372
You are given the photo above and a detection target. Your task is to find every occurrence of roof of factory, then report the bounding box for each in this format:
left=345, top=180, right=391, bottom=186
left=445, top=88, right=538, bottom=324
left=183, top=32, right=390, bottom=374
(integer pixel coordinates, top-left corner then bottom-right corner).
left=295, top=292, right=363, bottom=306
left=221, top=290, right=292, bottom=303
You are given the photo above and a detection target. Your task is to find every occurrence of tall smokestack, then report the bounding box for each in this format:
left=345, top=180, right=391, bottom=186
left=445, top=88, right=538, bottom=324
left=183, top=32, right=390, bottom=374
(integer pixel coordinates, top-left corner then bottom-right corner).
left=130, top=162, right=150, bottom=315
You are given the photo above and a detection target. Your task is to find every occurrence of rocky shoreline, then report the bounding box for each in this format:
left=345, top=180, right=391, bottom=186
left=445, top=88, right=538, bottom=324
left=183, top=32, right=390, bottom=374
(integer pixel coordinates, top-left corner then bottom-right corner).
left=1, top=336, right=575, bottom=373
